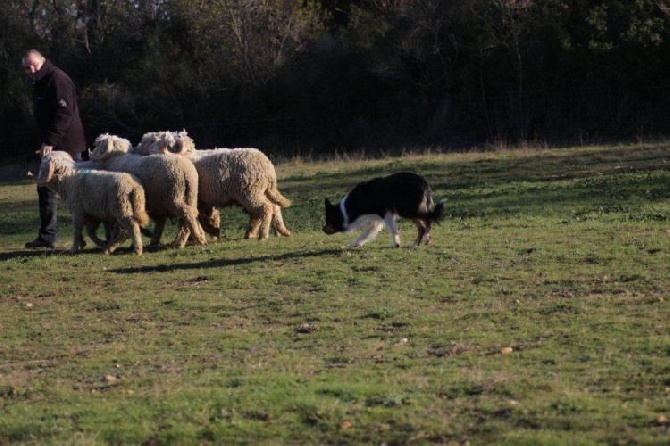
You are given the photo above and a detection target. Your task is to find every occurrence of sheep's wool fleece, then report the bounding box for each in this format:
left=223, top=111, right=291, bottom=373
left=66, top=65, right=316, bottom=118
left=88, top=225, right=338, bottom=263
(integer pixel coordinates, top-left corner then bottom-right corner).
left=39, top=151, right=148, bottom=224
left=191, top=148, right=285, bottom=207
left=92, top=151, right=199, bottom=215
left=90, top=133, right=206, bottom=247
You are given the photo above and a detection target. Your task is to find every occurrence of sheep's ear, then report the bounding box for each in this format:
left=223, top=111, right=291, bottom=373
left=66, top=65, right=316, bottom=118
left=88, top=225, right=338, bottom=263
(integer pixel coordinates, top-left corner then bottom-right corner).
left=112, top=138, right=121, bottom=152
left=119, top=138, right=132, bottom=153
left=53, top=161, right=68, bottom=180
left=100, top=138, right=111, bottom=156
left=174, top=136, right=193, bottom=155
left=144, top=140, right=158, bottom=154
left=42, top=158, right=55, bottom=183
left=173, top=138, right=183, bottom=153
left=136, top=137, right=153, bottom=155
left=91, top=135, right=106, bottom=159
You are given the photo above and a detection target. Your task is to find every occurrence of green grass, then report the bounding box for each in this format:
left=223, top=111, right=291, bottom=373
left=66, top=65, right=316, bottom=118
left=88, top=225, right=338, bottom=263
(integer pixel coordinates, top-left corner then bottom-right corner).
left=0, top=144, right=669, bottom=445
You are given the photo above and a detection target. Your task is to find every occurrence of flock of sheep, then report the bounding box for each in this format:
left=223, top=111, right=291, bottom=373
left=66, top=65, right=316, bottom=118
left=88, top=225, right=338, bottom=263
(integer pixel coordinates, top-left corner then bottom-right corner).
left=35, top=131, right=292, bottom=255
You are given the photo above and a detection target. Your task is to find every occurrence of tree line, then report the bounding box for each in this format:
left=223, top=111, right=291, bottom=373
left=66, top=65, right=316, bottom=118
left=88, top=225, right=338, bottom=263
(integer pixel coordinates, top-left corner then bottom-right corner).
left=2, top=0, right=670, bottom=161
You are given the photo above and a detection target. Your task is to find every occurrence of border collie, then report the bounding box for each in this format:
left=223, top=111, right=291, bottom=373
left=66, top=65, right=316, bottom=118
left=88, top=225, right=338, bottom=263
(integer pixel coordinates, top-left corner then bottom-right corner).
left=323, top=172, right=445, bottom=248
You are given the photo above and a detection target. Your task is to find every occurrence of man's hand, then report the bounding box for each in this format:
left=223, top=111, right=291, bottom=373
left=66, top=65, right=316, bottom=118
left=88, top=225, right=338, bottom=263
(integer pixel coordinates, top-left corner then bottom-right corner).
left=40, top=144, right=53, bottom=157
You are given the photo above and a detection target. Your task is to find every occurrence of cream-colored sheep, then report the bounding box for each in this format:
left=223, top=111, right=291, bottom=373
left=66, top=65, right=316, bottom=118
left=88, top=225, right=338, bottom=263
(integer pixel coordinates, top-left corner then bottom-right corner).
left=135, top=131, right=291, bottom=240
left=90, top=133, right=207, bottom=248
left=193, top=147, right=292, bottom=239
left=36, top=151, right=149, bottom=255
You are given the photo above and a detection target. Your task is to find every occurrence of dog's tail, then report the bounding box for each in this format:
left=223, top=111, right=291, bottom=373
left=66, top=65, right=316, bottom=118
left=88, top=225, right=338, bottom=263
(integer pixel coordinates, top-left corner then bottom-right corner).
left=428, top=198, right=447, bottom=224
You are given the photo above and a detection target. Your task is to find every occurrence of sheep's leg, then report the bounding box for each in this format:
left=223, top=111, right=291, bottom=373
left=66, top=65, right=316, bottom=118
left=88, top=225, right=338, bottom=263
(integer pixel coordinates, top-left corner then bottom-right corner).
left=85, top=220, right=107, bottom=248
left=104, top=218, right=138, bottom=255
left=240, top=195, right=271, bottom=240
left=130, top=223, right=144, bottom=256
left=245, top=214, right=262, bottom=239
left=187, top=213, right=208, bottom=245
left=245, top=209, right=272, bottom=239
left=172, top=214, right=192, bottom=248
left=182, top=206, right=207, bottom=246
left=173, top=223, right=191, bottom=248
left=172, top=207, right=206, bottom=248
left=190, top=221, right=207, bottom=246
left=105, top=227, right=129, bottom=255
left=70, top=215, right=87, bottom=254
left=271, top=205, right=291, bottom=237
left=140, top=226, right=154, bottom=239
left=150, top=216, right=167, bottom=247
left=198, top=205, right=221, bottom=239
left=103, top=222, right=114, bottom=245
left=258, top=207, right=273, bottom=240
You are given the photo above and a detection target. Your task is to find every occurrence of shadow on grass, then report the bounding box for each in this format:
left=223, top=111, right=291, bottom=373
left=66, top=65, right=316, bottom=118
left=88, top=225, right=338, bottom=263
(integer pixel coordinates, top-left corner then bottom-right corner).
left=109, top=247, right=344, bottom=274
left=0, top=245, right=147, bottom=261
left=0, top=247, right=79, bottom=260
left=0, top=249, right=54, bottom=260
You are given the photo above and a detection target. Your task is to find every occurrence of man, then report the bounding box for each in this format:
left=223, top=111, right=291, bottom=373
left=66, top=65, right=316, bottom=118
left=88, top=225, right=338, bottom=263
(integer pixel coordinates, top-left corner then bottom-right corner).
left=22, top=49, right=87, bottom=249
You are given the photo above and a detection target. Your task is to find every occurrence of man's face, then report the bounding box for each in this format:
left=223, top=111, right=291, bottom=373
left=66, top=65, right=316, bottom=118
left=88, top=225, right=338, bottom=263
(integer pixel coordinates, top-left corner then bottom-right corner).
left=22, top=56, right=44, bottom=79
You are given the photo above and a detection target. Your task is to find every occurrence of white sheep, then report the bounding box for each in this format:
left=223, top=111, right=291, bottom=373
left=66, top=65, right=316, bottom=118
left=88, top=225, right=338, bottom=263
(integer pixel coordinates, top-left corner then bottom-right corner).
left=90, top=133, right=207, bottom=248
left=135, top=131, right=291, bottom=240
left=36, top=151, right=149, bottom=255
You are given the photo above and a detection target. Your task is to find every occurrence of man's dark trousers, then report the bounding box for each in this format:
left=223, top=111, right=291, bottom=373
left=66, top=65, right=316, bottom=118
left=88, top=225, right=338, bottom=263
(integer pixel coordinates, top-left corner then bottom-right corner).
left=36, top=150, right=82, bottom=245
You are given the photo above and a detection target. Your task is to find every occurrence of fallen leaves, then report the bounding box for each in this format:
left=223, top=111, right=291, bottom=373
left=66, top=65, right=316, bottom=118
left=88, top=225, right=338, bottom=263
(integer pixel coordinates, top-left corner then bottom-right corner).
left=340, top=420, right=353, bottom=430
left=296, top=322, right=318, bottom=333
left=500, top=347, right=514, bottom=355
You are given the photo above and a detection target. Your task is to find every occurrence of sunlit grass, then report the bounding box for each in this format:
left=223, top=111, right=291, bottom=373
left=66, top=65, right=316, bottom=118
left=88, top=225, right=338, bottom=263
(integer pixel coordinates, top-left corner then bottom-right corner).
left=0, top=143, right=668, bottom=444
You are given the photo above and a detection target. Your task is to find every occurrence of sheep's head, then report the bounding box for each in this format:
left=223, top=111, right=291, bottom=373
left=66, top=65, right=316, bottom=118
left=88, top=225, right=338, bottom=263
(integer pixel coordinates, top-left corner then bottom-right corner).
left=173, top=131, right=196, bottom=156
left=134, top=130, right=195, bottom=156
left=36, top=152, right=75, bottom=186
left=135, top=131, right=166, bottom=155
left=90, top=133, right=133, bottom=161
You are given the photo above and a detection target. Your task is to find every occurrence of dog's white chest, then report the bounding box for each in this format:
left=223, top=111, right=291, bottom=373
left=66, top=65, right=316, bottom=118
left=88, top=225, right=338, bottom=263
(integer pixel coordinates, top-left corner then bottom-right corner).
left=346, top=214, right=384, bottom=232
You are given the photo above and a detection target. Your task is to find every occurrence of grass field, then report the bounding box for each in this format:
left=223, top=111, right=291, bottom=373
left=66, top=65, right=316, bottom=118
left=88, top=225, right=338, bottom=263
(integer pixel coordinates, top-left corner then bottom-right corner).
left=0, top=144, right=669, bottom=445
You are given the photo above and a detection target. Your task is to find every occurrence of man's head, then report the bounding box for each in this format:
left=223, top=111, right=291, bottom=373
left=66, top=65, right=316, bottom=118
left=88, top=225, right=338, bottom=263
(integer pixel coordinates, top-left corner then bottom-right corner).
left=21, top=49, right=45, bottom=79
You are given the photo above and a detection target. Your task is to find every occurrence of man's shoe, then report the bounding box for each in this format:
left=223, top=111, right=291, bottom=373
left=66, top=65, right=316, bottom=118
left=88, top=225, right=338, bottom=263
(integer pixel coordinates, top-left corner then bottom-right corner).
left=25, top=238, right=56, bottom=249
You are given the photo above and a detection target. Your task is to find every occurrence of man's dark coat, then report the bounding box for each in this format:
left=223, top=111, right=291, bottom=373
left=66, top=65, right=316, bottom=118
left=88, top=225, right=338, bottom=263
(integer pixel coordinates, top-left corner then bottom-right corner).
left=31, top=58, right=86, bottom=156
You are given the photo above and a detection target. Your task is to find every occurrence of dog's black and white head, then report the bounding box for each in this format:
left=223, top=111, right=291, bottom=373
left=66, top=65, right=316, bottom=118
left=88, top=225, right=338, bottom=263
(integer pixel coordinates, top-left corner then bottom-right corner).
left=323, top=197, right=346, bottom=234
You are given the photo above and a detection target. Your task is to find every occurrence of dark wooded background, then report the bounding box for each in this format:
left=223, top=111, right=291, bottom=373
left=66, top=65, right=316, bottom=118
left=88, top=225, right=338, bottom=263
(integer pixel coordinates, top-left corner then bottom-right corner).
left=2, top=0, right=669, bottom=161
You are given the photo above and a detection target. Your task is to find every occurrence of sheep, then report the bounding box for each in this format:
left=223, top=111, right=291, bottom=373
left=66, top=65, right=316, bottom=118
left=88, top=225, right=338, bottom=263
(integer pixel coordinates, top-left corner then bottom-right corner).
left=35, top=151, right=149, bottom=255
left=90, top=133, right=207, bottom=248
left=193, top=147, right=292, bottom=240
left=135, top=131, right=291, bottom=240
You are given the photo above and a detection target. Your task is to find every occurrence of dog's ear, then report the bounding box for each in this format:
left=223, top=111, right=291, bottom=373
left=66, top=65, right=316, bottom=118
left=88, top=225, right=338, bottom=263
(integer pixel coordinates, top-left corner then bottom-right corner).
left=325, top=198, right=332, bottom=207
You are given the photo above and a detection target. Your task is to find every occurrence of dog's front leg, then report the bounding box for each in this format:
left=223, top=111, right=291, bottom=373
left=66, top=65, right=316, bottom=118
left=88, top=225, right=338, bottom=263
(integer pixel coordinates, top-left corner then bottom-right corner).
left=350, top=219, right=384, bottom=247
left=384, top=212, right=401, bottom=248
